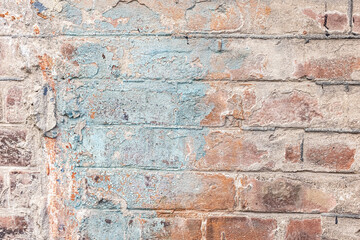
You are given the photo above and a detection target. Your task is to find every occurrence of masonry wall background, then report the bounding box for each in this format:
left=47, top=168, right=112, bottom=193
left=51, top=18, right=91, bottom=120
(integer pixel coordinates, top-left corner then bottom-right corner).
left=1, top=0, right=360, bottom=239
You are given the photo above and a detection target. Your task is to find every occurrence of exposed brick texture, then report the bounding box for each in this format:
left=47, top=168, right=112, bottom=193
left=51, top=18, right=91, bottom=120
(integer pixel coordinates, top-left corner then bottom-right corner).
left=1, top=0, right=360, bottom=239
left=0, top=129, right=31, bottom=166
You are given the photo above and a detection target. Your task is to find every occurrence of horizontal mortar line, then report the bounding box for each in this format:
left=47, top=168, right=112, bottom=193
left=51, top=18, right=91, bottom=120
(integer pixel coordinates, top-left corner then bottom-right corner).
left=64, top=78, right=315, bottom=83
left=72, top=123, right=360, bottom=134
left=322, top=213, right=360, bottom=219
left=1, top=33, right=360, bottom=40
left=0, top=166, right=41, bottom=172
left=55, top=33, right=360, bottom=40
left=64, top=78, right=360, bottom=87
left=305, top=128, right=360, bottom=134
left=0, top=208, right=33, bottom=214
left=78, top=208, right=360, bottom=219
left=84, top=123, right=205, bottom=130
left=0, top=77, right=24, bottom=81
left=124, top=209, right=326, bottom=216
left=74, top=166, right=359, bottom=176
left=0, top=123, right=28, bottom=127
left=242, top=126, right=360, bottom=134
left=315, top=80, right=360, bottom=86
left=89, top=125, right=242, bottom=131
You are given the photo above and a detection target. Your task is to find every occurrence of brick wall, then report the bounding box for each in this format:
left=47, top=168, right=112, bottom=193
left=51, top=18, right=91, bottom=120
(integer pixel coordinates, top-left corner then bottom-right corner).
left=1, top=0, right=360, bottom=239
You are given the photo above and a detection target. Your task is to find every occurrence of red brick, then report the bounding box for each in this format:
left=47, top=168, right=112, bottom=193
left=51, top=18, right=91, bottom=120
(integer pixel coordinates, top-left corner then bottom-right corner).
left=205, top=217, right=277, bottom=240
left=142, top=217, right=202, bottom=240
left=324, top=13, right=348, bottom=31
left=0, top=216, right=28, bottom=239
left=352, top=2, right=360, bottom=34
left=6, top=86, right=25, bottom=123
left=0, top=90, right=2, bottom=121
left=200, top=83, right=256, bottom=127
left=285, top=144, right=301, bottom=163
left=10, top=172, right=39, bottom=208
left=194, top=130, right=268, bottom=170
left=305, top=144, right=355, bottom=170
left=0, top=129, right=31, bottom=166
left=285, top=219, right=322, bottom=240
left=81, top=170, right=236, bottom=211
left=246, top=91, right=321, bottom=127
left=353, top=15, right=360, bottom=33
left=303, top=133, right=359, bottom=171
left=0, top=174, right=7, bottom=207
left=238, top=174, right=337, bottom=213
left=295, top=57, right=360, bottom=80
left=321, top=216, right=360, bottom=239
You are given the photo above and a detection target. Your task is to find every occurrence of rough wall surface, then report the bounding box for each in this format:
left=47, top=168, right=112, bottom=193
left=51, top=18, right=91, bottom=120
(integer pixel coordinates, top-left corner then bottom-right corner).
left=1, top=0, right=360, bottom=239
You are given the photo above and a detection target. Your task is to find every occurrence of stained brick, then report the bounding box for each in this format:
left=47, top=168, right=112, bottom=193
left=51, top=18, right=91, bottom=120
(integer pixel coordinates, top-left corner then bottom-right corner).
left=321, top=216, right=360, bottom=239
left=57, top=38, right=360, bottom=82
left=205, top=217, right=277, bottom=240
left=238, top=173, right=360, bottom=213
left=352, top=1, right=360, bottom=34
left=61, top=0, right=349, bottom=35
left=76, top=170, right=235, bottom=211
left=0, top=0, right=56, bottom=36
left=73, top=126, right=207, bottom=169
left=59, top=80, right=360, bottom=129
left=0, top=174, right=7, bottom=207
left=285, top=218, right=322, bottom=240
left=139, top=217, right=202, bottom=240
left=0, top=129, right=31, bottom=166
left=303, top=133, right=360, bottom=171
left=69, top=125, right=360, bottom=173
left=0, top=90, right=2, bottom=121
left=0, top=216, right=29, bottom=239
left=10, top=172, right=39, bottom=208
left=79, top=211, right=202, bottom=240
left=6, top=86, right=25, bottom=123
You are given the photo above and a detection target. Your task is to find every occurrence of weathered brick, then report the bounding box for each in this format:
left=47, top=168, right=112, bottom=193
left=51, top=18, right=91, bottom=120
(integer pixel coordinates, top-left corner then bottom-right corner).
left=58, top=38, right=305, bottom=81
left=6, top=86, right=25, bottom=123
left=0, top=39, right=33, bottom=79
left=322, top=216, right=360, bottom=239
left=72, top=126, right=207, bottom=169
left=79, top=211, right=202, bottom=240
left=0, top=216, right=29, bottom=239
left=63, top=81, right=360, bottom=129
left=205, top=216, right=277, bottom=240
left=304, top=133, right=360, bottom=171
left=75, top=170, right=235, bottom=211
left=139, top=216, right=202, bottom=240
left=58, top=80, right=212, bottom=126
left=297, top=40, right=360, bottom=81
left=60, top=0, right=348, bottom=35
left=0, top=129, right=31, bottom=166
left=57, top=38, right=360, bottom=82
left=285, top=218, right=322, bottom=240
left=353, top=1, right=360, bottom=34
left=0, top=0, right=57, bottom=35
left=238, top=173, right=360, bottom=213
left=79, top=211, right=131, bottom=240
left=10, top=172, right=39, bottom=208
left=0, top=174, right=7, bottom=207
left=243, top=83, right=360, bottom=129
left=66, top=124, right=360, bottom=173
left=0, top=89, right=2, bottom=121
left=193, top=129, right=302, bottom=171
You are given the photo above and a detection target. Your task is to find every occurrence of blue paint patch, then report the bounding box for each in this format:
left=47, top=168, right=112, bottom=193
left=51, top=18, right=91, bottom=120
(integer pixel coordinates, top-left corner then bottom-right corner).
left=43, top=86, right=48, bottom=96
left=63, top=4, right=82, bottom=25
left=71, top=125, right=208, bottom=169
left=32, top=1, right=47, bottom=13
left=56, top=80, right=211, bottom=126
left=71, top=169, right=207, bottom=210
